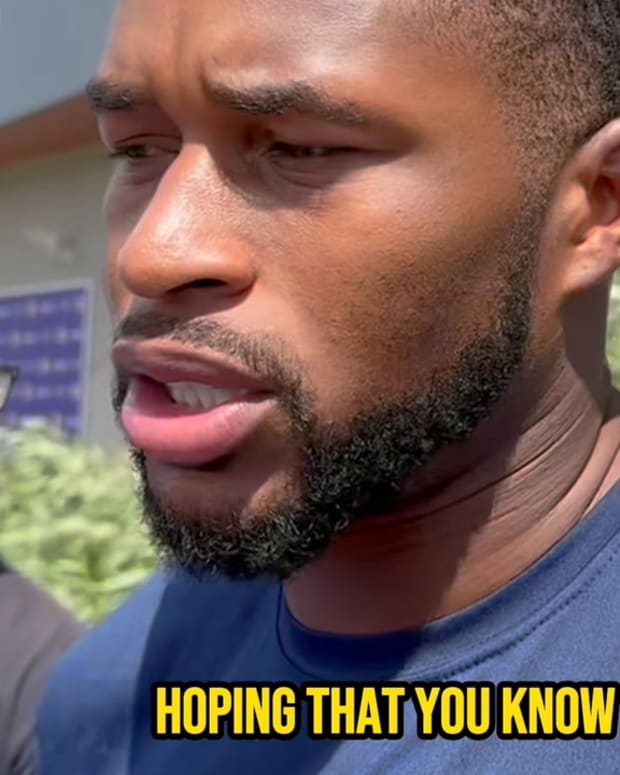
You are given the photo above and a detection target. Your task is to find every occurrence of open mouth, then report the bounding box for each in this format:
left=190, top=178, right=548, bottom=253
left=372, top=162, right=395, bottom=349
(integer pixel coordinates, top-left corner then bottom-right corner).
left=165, top=381, right=257, bottom=413
left=121, top=375, right=276, bottom=467
left=112, top=337, right=280, bottom=467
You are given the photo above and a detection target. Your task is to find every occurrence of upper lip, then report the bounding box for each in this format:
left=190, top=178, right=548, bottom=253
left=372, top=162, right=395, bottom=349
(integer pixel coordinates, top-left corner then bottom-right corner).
left=112, top=339, right=273, bottom=393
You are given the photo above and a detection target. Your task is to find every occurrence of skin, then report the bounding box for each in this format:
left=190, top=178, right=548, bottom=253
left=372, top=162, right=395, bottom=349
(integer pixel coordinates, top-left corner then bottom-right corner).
left=97, top=0, right=620, bottom=634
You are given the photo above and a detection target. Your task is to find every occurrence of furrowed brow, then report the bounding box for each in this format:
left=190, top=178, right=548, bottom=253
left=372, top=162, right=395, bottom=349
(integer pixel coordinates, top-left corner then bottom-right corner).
left=85, top=75, right=393, bottom=130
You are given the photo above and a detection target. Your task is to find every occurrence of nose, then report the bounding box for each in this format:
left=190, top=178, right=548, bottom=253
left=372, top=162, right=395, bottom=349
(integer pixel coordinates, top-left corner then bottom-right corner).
left=114, top=151, right=257, bottom=302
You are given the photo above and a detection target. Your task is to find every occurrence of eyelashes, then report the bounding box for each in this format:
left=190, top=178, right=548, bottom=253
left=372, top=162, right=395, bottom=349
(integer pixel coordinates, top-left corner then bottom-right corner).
left=108, top=141, right=357, bottom=163
left=106, top=139, right=365, bottom=191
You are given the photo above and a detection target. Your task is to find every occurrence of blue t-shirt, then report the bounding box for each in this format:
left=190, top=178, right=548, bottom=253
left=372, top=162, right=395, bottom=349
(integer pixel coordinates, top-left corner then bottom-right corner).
left=38, top=484, right=620, bottom=773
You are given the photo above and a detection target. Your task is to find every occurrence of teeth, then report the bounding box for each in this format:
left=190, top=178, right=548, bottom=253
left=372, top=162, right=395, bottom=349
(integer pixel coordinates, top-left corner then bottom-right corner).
left=166, top=382, right=247, bottom=411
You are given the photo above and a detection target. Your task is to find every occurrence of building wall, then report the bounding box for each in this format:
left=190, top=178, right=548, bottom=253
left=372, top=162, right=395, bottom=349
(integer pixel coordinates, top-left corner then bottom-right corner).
left=0, top=0, right=116, bottom=125
left=0, top=147, right=121, bottom=446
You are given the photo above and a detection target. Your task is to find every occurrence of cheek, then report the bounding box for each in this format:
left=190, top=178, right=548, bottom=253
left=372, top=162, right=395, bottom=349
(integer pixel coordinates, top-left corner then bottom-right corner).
left=266, top=178, right=521, bottom=409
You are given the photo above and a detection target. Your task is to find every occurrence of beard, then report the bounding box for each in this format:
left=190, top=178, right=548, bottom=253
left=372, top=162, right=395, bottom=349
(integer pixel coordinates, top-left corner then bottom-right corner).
left=113, top=218, right=539, bottom=582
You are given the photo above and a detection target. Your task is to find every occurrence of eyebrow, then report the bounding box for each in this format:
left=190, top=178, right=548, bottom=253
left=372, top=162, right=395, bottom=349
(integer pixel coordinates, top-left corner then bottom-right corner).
left=85, top=76, right=384, bottom=128
left=85, top=78, right=151, bottom=112
left=207, top=80, right=375, bottom=126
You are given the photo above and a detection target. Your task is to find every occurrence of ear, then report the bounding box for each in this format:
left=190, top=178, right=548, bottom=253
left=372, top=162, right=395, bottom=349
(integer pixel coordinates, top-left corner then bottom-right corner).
left=559, top=119, right=620, bottom=298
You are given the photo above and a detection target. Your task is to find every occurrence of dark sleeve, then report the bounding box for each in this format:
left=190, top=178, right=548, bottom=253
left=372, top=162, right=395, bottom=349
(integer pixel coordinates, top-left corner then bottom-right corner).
left=0, top=562, right=85, bottom=775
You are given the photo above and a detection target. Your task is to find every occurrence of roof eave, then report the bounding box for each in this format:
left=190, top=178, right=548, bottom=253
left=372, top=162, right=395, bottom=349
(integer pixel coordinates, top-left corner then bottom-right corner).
left=0, top=94, right=100, bottom=171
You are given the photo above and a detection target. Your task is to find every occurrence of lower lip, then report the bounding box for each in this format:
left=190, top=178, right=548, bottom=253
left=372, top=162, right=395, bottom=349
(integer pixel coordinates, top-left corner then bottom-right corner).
left=121, top=376, right=276, bottom=466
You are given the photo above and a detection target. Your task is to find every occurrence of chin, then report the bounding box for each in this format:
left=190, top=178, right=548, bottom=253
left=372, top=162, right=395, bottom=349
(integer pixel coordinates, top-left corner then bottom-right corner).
left=141, top=455, right=300, bottom=529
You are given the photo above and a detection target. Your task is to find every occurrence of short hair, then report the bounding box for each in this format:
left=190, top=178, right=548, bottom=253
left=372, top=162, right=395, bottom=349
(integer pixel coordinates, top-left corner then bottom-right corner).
left=392, top=1, right=620, bottom=186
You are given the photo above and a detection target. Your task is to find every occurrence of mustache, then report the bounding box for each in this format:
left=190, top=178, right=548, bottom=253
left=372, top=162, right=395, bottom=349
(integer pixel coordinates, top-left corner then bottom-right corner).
left=115, top=311, right=243, bottom=351
left=113, top=311, right=280, bottom=376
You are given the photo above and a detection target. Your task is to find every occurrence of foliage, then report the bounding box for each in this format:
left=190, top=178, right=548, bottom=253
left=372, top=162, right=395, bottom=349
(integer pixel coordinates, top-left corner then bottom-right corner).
left=607, top=278, right=620, bottom=386
left=0, top=423, right=156, bottom=624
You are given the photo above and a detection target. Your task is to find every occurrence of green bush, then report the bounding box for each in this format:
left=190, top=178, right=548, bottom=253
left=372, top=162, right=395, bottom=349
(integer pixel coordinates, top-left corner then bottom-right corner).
left=608, top=279, right=620, bottom=386
left=0, top=423, right=156, bottom=624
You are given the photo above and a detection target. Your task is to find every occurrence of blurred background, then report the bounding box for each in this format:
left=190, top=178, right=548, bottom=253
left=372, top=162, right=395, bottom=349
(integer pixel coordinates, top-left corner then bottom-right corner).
left=0, top=0, right=155, bottom=626
left=1, top=2, right=620, bottom=626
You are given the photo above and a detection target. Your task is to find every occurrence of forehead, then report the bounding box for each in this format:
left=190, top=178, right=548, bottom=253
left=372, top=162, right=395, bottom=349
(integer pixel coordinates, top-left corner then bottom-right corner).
left=105, top=1, right=498, bottom=114
left=99, top=0, right=504, bottom=142
left=104, top=0, right=397, bottom=83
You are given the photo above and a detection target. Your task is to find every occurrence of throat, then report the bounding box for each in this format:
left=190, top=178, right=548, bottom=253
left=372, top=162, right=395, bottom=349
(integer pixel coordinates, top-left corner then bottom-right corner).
left=284, top=386, right=620, bottom=636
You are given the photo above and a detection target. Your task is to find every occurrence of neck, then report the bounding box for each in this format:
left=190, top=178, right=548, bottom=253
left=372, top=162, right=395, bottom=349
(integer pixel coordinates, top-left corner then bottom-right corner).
left=284, top=365, right=620, bottom=635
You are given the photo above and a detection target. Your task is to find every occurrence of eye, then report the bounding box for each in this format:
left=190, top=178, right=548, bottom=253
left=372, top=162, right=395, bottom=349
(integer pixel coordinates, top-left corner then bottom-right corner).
left=106, top=142, right=178, bottom=185
left=108, top=143, right=165, bottom=161
left=266, top=142, right=357, bottom=160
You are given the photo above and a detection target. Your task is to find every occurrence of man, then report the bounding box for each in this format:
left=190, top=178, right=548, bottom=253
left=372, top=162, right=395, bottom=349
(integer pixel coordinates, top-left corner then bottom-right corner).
left=0, top=369, right=84, bottom=773
left=38, top=0, right=620, bottom=772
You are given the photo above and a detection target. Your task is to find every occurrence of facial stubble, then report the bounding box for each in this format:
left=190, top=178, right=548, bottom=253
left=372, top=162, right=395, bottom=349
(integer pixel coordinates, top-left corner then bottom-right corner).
left=113, top=217, right=539, bottom=582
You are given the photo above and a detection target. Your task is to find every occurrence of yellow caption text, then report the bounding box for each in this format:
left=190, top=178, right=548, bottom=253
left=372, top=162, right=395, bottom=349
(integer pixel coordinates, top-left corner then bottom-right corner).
left=151, top=681, right=620, bottom=741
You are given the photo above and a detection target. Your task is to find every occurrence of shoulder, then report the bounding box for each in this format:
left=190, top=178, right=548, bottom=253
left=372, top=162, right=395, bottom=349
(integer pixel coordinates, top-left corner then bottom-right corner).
left=0, top=563, right=83, bottom=658
left=40, top=571, right=169, bottom=695
left=36, top=572, right=170, bottom=766
left=42, top=570, right=275, bottom=680
left=0, top=564, right=83, bottom=773
left=36, top=571, right=276, bottom=736
left=36, top=572, right=279, bottom=770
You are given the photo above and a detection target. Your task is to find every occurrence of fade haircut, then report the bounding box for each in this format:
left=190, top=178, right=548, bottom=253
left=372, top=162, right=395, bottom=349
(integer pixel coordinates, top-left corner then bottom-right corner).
left=390, top=0, right=620, bottom=189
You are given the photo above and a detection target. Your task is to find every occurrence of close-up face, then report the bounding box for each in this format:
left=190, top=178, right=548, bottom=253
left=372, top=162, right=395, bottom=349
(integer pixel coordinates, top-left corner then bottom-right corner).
left=99, top=0, right=553, bottom=578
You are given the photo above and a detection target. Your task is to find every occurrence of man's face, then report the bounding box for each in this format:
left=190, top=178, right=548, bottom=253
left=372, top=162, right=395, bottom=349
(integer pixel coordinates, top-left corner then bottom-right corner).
left=101, top=0, right=544, bottom=578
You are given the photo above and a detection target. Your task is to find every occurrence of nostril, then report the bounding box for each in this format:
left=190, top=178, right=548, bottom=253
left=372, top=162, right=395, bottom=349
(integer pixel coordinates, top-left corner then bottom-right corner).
left=179, top=279, right=227, bottom=291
